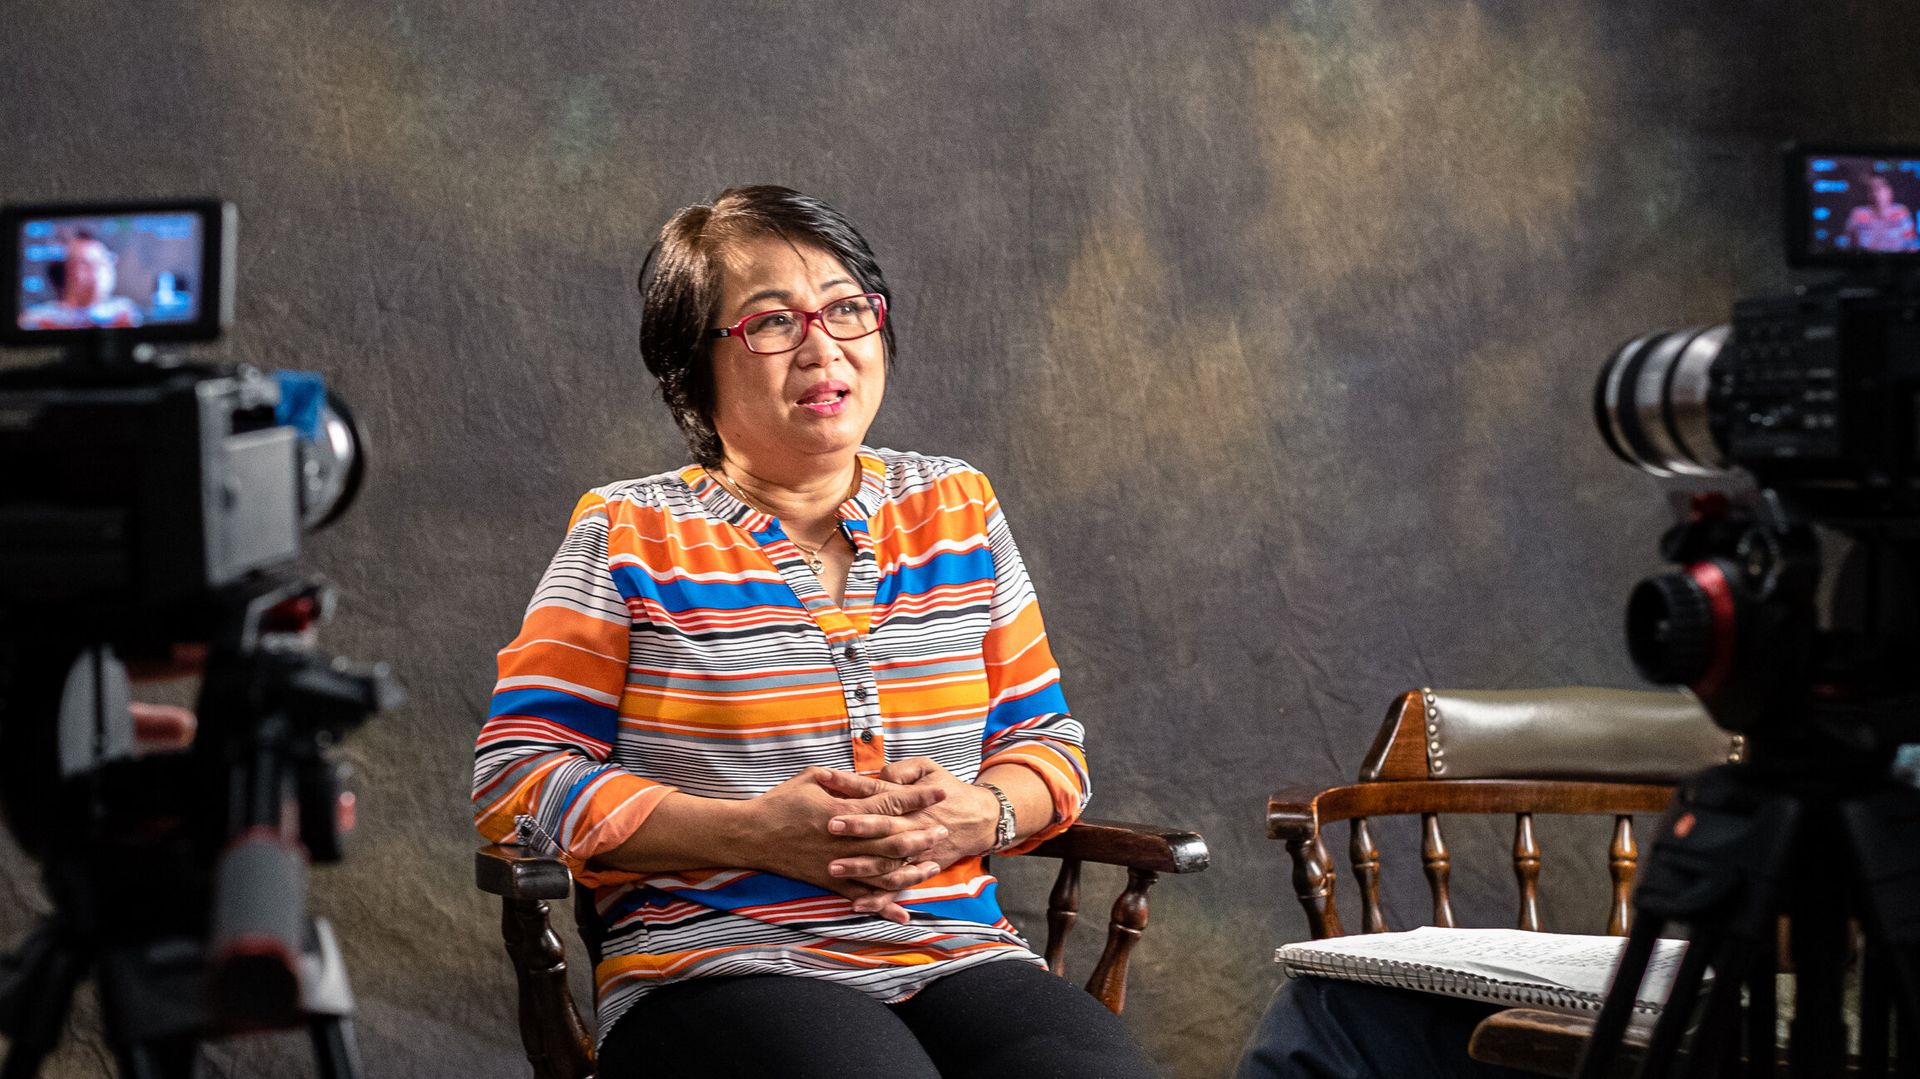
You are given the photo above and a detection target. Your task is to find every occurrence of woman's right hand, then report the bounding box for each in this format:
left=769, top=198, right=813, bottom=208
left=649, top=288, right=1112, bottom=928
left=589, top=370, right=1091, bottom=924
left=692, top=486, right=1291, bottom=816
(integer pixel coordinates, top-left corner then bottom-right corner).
left=736, top=767, right=951, bottom=923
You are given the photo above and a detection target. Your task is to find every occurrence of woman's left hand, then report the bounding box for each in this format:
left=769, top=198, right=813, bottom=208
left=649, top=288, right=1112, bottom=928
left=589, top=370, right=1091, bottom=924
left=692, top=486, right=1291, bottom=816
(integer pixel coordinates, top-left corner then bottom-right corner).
left=818, top=759, right=1000, bottom=880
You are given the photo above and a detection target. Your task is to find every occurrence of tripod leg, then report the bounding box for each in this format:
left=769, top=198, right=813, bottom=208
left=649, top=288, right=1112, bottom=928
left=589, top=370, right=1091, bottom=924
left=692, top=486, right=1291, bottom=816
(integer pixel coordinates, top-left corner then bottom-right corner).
left=1574, top=915, right=1670, bottom=1079
left=1900, top=1001, right=1917, bottom=1079
left=1638, top=926, right=1722, bottom=1077
left=1875, top=941, right=1920, bottom=1079
left=1684, top=932, right=1763, bottom=1079
left=1745, top=926, right=1778, bottom=1079
left=0, top=925, right=86, bottom=1079
left=310, top=1014, right=362, bottom=1079
left=114, top=1036, right=200, bottom=1079
left=1787, top=889, right=1850, bottom=1077
left=1864, top=944, right=1891, bottom=1078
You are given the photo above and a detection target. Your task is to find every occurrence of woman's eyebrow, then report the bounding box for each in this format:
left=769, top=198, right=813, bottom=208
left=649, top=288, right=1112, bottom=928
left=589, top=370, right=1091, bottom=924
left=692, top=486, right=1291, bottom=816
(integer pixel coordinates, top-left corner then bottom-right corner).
left=734, top=277, right=858, bottom=314
left=737, top=287, right=795, bottom=312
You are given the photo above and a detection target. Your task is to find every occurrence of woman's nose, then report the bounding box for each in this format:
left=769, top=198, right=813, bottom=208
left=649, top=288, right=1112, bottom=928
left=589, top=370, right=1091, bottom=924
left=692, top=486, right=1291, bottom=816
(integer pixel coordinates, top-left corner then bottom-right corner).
left=794, top=315, right=846, bottom=367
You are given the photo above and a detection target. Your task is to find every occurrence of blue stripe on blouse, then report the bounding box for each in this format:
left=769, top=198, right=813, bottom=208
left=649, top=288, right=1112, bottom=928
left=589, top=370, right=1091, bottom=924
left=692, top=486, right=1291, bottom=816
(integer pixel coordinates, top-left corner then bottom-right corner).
left=874, top=547, right=996, bottom=606
left=983, top=683, right=1071, bottom=740
left=611, top=565, right=806, bottom=613
left=489, top=687, right=618, bottom=745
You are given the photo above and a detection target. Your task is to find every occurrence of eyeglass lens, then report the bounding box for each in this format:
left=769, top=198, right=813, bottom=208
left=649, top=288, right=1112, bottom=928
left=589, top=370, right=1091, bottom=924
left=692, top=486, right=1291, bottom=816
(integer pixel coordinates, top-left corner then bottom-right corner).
left=741, top=295, right=883, bottom=353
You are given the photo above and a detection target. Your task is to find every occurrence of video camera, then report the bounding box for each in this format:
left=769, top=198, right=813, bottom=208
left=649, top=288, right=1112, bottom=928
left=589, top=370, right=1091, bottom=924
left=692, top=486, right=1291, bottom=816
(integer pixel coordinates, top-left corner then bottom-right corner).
left=1591, top=145, right=1920, bottom=745
left=0, top=200, right=396, bottom=1078
left=1574, top=148, right=1920, bottom=1079
left=0, top=200, right=363, bottom=617
left=1595, top=144, right=1920, bottom=522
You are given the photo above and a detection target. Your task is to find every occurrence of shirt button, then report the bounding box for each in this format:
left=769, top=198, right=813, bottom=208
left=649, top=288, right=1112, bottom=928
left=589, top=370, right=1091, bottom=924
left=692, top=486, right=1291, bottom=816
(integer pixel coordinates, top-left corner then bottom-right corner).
left=859, top=729, right=874, bottom=743
left=853, top=686, right=868, bottom=701
left=845, top=643, right=860, bottom=661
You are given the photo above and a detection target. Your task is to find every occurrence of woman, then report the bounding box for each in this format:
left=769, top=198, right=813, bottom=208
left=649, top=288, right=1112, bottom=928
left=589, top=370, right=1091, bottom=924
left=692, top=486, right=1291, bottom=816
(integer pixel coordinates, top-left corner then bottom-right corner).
left=1843, top=173, right=1917, bottom=253
left=472, top=186, right=1158, bottom=1077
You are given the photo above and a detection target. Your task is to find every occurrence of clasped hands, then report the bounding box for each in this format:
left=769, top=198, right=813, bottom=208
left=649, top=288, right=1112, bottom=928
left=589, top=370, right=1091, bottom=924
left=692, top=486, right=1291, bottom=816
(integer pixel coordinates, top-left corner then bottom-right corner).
left=752, top=758, right=1000, bottom=924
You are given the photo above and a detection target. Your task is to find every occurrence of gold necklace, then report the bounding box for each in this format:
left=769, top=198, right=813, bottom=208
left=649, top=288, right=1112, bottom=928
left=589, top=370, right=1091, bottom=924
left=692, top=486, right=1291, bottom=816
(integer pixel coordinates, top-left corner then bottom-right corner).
left=787, top=534, right=832, bottom=574
left=718, top=468, right=850, bottom=574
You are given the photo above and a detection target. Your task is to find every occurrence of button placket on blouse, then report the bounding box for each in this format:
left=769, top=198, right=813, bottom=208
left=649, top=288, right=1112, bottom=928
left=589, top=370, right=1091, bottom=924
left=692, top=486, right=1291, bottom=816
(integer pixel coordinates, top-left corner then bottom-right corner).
left=754, top=516, right=883, bottom=759
left=832, top=536, right=881, bottom=759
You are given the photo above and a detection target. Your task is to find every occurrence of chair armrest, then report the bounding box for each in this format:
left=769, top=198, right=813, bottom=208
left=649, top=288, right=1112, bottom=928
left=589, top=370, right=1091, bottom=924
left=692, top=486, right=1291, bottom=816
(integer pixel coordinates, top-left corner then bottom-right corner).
left=1266, top=784, right=1329, bottom=842
left=477, top=843, right=573, bottom=901
left=1026, top=818, right=1210, bottom=874
left=1469, top=1007, right=1647, bottom=1078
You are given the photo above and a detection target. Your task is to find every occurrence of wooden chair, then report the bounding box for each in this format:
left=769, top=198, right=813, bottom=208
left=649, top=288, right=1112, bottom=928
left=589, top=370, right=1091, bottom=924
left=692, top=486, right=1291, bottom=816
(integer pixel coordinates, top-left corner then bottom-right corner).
left=477, top=818, right=1210, bottom=1079
left=1267, top=687, right=1739, bottom=939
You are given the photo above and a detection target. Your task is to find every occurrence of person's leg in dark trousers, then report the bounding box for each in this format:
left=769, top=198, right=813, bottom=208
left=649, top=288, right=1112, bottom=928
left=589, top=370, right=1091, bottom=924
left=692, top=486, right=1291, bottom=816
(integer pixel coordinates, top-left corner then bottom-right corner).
left=1234, top=977, right=1537, bottom=1079
left=894, top=958, right=1163, bottom=1079
left=596, top=974, right=944, bottom=1079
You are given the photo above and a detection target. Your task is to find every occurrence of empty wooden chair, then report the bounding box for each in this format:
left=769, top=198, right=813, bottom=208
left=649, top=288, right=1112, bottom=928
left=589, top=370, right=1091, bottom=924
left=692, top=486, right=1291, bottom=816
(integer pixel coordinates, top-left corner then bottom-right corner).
left=1267, top=687, right=1738, bottom=939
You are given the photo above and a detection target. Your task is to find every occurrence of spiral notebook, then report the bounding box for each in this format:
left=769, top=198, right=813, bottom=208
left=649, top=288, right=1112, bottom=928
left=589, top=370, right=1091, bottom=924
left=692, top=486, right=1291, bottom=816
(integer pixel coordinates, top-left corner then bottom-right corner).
left=1275, top=927, right=1688, bottom=1016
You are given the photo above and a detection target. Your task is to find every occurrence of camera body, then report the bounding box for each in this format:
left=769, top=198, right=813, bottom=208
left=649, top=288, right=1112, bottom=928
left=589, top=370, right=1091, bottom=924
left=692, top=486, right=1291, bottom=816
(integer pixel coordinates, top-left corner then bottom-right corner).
left=0, top=363, right=300, bottom=615
left=1715, top=284, right=1920, bottom=512
left=0, top=200, right=360, bottom=626
left=1597, top=144, right=1920, bottom=522
left=1597, top=146, right=1920, bottom=746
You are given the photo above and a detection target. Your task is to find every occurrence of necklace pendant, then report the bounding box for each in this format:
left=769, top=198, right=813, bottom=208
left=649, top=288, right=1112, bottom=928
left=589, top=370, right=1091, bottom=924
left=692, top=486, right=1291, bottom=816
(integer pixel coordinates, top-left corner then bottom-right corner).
left=808, top=556, right=824, bottom=573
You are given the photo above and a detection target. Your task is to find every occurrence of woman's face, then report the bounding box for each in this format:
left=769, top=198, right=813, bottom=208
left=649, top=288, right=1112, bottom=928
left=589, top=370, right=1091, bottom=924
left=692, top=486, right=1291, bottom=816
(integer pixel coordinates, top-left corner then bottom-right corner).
left=1871, top=177, right=1895, bottom=209
left=62, top=239, right=115, bottom=307
left=709, top=235, right=885, bottom=470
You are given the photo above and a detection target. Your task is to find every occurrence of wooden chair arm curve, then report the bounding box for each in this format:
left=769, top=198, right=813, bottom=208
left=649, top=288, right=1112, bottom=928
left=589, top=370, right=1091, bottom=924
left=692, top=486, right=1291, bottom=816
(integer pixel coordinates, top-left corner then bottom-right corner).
left=1266, top=785, right=1330, bottom=842
left=1026, top=818, right=1210, bottom=874
left=477, top=843, right=573, bottom=901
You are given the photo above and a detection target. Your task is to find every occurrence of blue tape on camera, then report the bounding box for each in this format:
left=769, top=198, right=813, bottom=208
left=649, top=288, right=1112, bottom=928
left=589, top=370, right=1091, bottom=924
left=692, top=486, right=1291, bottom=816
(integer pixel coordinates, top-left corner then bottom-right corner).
left=275, top=371, right=327, bottom=441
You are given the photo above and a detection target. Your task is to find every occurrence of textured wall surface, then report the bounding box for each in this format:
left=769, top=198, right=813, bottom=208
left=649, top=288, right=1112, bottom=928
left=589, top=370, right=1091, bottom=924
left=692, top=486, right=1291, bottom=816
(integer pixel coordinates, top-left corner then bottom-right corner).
left=3, top=2, right=1917, bottom=1076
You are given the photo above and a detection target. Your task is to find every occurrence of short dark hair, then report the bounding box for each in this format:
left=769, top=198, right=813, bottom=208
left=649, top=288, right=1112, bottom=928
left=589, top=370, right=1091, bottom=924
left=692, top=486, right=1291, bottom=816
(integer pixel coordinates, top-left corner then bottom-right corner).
left=638, top=185, right=896, bottom=467
left=44, top=229, right=104, bottom=294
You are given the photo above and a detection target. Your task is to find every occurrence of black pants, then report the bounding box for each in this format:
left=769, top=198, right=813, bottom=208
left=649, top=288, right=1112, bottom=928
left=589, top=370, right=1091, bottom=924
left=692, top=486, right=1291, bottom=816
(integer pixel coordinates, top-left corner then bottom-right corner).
left=1234, top=977, right=1536, bottom=1079
left=597, top=957, right=1163, bottom=1078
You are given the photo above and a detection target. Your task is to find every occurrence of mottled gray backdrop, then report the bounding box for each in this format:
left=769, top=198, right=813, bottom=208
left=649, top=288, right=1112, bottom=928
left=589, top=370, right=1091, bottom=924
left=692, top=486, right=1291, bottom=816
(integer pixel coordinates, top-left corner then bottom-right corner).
left=3, top=2, right=1916, bottom=1076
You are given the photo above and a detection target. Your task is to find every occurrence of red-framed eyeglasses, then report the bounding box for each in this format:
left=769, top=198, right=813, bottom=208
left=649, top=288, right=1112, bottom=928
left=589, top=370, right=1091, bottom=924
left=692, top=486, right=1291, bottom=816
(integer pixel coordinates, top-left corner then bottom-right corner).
left=709, top=293, right=888, bottom=355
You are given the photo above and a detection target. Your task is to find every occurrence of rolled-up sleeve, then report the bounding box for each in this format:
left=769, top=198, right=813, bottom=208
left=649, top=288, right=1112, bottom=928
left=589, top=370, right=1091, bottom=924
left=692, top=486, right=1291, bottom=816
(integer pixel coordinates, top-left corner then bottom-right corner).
left=472, top=491, right=676, bottom=885
left=973, top=474, right=1089, bottom=853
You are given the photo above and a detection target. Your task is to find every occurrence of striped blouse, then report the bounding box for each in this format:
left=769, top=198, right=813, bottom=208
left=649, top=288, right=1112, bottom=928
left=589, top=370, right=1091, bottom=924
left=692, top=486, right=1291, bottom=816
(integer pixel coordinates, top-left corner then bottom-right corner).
left=472, top=447, right=1090, bottom=1042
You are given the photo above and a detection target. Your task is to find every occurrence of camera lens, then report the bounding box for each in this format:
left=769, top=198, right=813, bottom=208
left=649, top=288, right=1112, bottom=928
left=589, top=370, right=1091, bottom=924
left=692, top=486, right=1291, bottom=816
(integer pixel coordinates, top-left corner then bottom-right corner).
left=1594, top=325, right=1730, bottom=478
left=1625, top=571, right=1716, bottom=685
left=298, top=395, right=365, bottom=531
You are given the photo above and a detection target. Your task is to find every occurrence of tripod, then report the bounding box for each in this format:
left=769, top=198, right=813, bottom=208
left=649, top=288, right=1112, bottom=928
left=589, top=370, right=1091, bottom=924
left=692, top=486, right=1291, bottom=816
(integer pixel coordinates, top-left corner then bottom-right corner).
left=1572, top=489, right=1920, bottom=1076
left=0, top=845, right=361, bottom=1079
left=1574, top=742, right=1920, bottom=1078
left=0, top=582, right=394, bottom=1077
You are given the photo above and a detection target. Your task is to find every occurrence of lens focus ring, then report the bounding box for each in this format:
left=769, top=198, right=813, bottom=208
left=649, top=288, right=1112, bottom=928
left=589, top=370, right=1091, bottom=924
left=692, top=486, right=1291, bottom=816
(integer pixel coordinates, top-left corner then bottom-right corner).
left=1626, top=573, right=1714, bottom=686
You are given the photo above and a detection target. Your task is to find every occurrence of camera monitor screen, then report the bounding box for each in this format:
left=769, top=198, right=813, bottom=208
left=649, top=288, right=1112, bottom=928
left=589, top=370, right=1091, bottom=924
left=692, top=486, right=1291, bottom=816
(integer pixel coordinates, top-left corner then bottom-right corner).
left=1791, top=148, right=1920, bottom=264
left=1, top=199, right=233, bottom=345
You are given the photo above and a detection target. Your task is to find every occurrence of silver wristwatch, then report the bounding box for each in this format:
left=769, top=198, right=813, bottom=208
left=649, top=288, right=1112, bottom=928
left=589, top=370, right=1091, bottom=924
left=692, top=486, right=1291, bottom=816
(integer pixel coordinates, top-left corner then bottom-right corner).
left=980, top=782, right=1017, bottom=853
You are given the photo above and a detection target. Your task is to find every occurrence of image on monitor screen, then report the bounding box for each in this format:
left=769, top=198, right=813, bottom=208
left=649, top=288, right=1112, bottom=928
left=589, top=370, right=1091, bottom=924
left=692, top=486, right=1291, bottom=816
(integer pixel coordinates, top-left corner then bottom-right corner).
left=1801, top=153, right=1920, bottom=257
left=15, top=211, right=205, bottom=332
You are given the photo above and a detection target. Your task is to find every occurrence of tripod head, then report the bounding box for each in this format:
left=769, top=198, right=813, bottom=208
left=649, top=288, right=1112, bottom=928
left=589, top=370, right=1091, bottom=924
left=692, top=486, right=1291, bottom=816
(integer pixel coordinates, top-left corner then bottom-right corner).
left=0, top=573, right=399, bottom=1062
left=1622, top=487, right=1920, bottom=760
left=1570, top=485, right=1920, bottom=1078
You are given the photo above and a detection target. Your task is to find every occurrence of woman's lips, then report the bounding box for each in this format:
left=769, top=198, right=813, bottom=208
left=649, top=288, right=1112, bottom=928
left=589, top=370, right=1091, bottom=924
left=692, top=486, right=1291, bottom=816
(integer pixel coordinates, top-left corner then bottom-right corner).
left=797, top=382, right=850, bottom=416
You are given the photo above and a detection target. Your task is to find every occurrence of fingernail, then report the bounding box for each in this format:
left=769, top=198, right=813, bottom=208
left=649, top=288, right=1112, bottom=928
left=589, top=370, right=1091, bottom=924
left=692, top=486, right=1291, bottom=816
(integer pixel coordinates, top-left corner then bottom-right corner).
left=829, top=819, right=847, bottom=834
left=830, top=865, right=846, bottom=876
left=934, top=826, right=949, bottom=838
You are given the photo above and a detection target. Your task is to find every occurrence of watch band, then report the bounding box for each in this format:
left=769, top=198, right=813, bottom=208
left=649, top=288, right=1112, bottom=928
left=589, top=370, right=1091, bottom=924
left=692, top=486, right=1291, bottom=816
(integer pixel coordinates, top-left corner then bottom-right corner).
left=980, top=781, right=1017, bottom=853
